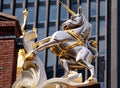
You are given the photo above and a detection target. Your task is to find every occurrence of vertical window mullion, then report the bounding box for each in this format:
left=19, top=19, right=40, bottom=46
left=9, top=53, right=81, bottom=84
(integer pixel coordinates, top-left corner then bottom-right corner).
left=67, top=0, right=70, bottom=19
left=23, top=0, right=28, bottom=9
left=34, top=0, right=39, bottom=28
left=105, top=0, right=112, bottom=88
left=11, top=0, right=16, bottom=15
left=44, top=0, right=50, bottom=69
left=96, top=0, right=100, bottom=81
left=104, top=0, right=108, bottom=88
left=77, top=0, right=81, bottom=6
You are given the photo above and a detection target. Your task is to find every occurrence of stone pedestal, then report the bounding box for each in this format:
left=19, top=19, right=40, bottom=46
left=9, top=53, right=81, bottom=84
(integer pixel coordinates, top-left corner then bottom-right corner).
left=77, top=83, right=100, bottom=88
left=0, top=12, right=21, bottom=88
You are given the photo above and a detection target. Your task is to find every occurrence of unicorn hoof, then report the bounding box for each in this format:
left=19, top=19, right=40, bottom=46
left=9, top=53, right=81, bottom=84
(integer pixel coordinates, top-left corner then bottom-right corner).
left=85, top=76, right=97, bottom=83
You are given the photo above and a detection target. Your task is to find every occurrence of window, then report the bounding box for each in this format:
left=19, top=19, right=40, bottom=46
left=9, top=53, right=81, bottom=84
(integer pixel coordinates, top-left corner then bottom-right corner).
left=15, top=8, right=23, bottom=24
left=90, top=1, right=96, bottom=17
left=38, top=6, right=46, bottom=22
left=99, top=20, right=105, bottom=36
left=81, top=2, right=87, bottom=17
left=27, top=7, right=34, bottom=24
left=100, top=1, right=105, bottom=16
left=50, top=5, right=57, bottom=21
left=60, top=6, right=67, bottom=21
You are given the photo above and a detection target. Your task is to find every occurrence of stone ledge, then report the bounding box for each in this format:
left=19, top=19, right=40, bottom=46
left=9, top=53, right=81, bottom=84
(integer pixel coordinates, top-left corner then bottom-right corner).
left=77, top=82, right=100, bottom=88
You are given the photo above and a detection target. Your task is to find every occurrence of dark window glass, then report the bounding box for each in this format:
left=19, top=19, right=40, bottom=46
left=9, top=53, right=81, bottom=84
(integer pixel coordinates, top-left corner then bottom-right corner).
left=50, top=5, right=57, bottom=21
left=48, top=26, right=56, bottom=36
left=37, top=28, right=45, bottom=40
left=71, top=4, right=77, bottom=14
left=3, top=0, right=10, bottom=4
left=3, top=9, right=11, bottom=14
left=100, top=1, right=105, bottom=16
left=47, top=49, right=55, bottom=66
left=37, top=28, right=45, bottom=62
left=98, top=58, right=105, bottom=82
left=99, top=20, right=105, bottom=36
left=27, top=7, right=34, bottom=24
left=99, top=40, right=105, bottom=55
left=60, top=6, right=67, bottom=21
left=38, top=6, right=46, bottom=22
left=38, top=51, right=44, bottom=62
left=90, top=21, right=96, bottom=36
left=81, top=2, right=87, bottom=17
left=39, top=0, right=46, bottom=1
left=16, top=0, right=23, bottom=3
left=15, top=8, right=23, bottom=24
left=90, top=1, right=96, bottom=17
left=28, top=0, right=34, bottom=2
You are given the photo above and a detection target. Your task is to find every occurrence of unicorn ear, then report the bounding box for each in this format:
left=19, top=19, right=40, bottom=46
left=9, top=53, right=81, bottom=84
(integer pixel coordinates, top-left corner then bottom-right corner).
left=77, top=6, right=82, bottom=15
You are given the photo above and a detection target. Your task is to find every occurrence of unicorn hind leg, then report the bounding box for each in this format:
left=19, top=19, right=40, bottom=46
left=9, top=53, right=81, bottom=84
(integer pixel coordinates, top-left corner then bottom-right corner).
left=76, top=47, right=97, bottom=83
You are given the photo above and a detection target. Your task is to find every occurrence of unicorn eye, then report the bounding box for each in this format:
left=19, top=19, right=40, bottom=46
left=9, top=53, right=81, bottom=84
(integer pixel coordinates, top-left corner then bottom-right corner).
left=70, top=16, right=76, bottom=20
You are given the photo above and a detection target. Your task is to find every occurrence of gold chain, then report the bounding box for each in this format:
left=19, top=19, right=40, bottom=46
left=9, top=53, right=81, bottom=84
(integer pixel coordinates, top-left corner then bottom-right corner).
left=59, top=30, right=84, bottom=57
left=66, top=30, right=84, bottom=45
left=50, top=30, right=84, bottom=57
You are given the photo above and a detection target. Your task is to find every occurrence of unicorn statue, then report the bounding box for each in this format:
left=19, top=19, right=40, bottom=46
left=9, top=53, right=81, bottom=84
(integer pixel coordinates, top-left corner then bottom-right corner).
left=12, top=1, right=98, bottom=88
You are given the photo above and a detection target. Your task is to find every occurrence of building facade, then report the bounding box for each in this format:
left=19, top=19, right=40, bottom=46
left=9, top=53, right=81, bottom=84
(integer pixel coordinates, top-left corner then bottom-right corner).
left=0, top=0, right=118, bottom=88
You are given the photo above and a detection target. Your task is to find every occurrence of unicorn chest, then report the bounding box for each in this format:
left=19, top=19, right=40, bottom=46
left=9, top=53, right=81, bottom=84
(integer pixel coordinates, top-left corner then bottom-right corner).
left=50, top=30, right=85, bottom=57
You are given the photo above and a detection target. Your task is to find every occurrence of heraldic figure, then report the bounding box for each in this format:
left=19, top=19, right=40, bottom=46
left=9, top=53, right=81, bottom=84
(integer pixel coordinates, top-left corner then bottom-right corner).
left=12, top=1, right=98, bottom=88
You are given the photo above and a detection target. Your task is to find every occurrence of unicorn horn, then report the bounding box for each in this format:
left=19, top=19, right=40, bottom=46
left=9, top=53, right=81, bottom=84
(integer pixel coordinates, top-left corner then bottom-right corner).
left=58, top=0, right=76, bottom=16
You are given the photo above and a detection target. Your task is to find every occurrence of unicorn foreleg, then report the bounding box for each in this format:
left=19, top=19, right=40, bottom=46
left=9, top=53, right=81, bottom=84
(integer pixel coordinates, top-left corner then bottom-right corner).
left=25, top=39, right=59, bottom=60
left=35, top=36, right=52, bottom=46
left=33, top=39, right=59, bottom=52
left=60, top=59, right=70, bottom=76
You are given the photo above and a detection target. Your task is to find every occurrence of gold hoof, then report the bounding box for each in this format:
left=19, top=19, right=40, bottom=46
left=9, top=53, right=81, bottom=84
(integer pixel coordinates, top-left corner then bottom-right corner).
left=85, top=76, right=97, bottom=83
left=25, top=52, right=36, bottom=60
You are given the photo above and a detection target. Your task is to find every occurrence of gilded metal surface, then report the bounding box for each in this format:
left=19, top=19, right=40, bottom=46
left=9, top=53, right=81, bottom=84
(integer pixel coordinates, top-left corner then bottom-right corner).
left=66, top=30, right=84, bottom=45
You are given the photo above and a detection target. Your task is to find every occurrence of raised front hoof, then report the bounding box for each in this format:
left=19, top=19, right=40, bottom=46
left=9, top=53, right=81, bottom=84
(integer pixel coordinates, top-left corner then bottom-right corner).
left=84, top=76, right=97, bottom=83
left=25, top=52, right=36, bottom=60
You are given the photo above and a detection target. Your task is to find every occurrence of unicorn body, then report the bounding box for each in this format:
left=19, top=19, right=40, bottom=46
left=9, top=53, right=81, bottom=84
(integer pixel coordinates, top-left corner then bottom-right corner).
left=27, top=7, right=98, bottom=83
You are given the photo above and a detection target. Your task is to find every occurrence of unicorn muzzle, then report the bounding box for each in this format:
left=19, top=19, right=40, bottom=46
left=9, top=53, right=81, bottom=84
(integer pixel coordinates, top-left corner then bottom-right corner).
left=62, top=23, right=70, bottom=30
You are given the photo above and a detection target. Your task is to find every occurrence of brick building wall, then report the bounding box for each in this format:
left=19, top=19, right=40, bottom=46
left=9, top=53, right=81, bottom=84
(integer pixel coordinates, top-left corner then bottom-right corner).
left=0, top=12, right=21, bottom=88
left=0, top=39, right=18, bottom=88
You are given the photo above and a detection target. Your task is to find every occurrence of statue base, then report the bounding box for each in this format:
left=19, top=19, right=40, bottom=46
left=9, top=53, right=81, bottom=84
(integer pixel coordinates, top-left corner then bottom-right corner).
left=76, top=82, right=100, bottom=88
